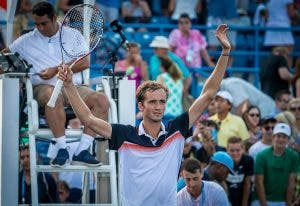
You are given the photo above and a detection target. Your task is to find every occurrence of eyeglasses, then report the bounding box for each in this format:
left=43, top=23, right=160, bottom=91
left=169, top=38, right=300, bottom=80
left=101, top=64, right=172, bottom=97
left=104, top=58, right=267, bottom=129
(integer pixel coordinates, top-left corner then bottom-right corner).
left=264, top=126, right=274, bottom=131
left=249, top=113, right=260, bottom=117
left=290, top=106, right=300, bottom=112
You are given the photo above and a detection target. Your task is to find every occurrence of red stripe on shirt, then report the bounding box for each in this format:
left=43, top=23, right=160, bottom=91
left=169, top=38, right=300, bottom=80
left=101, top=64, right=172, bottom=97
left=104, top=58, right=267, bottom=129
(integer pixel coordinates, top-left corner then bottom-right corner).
left=119, top=131, right=184, bottom=151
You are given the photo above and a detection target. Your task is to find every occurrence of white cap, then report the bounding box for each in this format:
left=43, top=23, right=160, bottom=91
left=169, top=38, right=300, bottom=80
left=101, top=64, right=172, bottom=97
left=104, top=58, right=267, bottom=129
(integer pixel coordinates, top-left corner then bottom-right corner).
left=216, top=91, right=233, bottom=104
left=149, top=36, right=170, bottom=49
left=273, top=123, right=291, bottom=136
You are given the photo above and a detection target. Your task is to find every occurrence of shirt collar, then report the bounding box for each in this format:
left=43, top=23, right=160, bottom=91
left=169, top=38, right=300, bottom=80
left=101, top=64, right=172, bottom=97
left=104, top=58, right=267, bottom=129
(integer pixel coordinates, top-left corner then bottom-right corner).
left=138, top=121, right=167, bottom=144
left=33, top=23, right=60, bottom=40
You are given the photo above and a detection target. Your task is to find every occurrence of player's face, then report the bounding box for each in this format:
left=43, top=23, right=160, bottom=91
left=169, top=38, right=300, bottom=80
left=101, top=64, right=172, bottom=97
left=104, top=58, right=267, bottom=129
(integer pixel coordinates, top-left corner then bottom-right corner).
left=182, top=170, right=203, bottom=196
left=138, top=89, right=167, bottom=122
left=33, top=14, right=57, bottom=37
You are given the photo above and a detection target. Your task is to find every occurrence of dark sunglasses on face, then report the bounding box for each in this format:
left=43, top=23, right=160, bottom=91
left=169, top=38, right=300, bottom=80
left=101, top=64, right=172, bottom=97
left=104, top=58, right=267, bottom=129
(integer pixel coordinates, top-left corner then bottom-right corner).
left=290, top=106, right=300, bottom=112
left=249, top=113, right=260, bottom=117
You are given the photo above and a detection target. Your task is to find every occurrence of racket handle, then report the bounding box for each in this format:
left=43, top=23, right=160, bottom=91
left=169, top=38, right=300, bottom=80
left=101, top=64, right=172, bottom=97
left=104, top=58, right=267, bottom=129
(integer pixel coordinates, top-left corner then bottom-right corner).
left=47, top=79, right=64, bottom=108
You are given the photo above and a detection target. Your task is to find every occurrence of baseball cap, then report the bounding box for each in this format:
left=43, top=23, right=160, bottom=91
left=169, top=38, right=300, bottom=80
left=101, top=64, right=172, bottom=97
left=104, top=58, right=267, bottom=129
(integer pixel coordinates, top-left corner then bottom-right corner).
left=211, top=151, right=234, bottom=174
left=273, top=123, right=291, bottom=136
left=149, top=36, right=170, bottom=49
left=216, top=91, right=233, bottom=104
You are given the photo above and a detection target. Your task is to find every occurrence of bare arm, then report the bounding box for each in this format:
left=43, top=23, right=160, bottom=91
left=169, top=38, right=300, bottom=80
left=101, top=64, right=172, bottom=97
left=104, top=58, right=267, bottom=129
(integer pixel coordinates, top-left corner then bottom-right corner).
left=287, top=3, right=297, bottom=22
left=1, top=48, right=10, bottom=53
left=196, top=0, right=202, bottom=14
left=188, top=24, right=230, bottom=128
left=278, top=67, right=293, bottom=81
left=286, top=173, right=297, bottom=206
left=255, top=175, right=267, bottom=206
left=183, top=76, right=192, bottom=94
left=39, top=56, right=89, bottom=80
left=1, top=48, right=89, bottom=78
left=241, top=175, right=252, bottom=206
left=58, top=66, right=112, bottom=139
left=141, top=61, right=149, bottom=81
left=295, top=79, right=300, bottom=97
left=168, top=0, right=176, bottom=15
left=139, top=1, right=152, bottom=17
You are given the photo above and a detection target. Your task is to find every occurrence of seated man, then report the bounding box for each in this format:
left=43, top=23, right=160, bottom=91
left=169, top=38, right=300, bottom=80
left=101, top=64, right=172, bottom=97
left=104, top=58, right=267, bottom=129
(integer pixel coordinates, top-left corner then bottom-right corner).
left=2, top=2, right=109, bottom=167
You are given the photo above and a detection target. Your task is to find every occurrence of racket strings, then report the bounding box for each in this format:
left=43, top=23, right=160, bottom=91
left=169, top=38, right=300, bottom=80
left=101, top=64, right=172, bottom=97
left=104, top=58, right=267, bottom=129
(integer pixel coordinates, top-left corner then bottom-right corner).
left=60, top=4, right=104, bottom=58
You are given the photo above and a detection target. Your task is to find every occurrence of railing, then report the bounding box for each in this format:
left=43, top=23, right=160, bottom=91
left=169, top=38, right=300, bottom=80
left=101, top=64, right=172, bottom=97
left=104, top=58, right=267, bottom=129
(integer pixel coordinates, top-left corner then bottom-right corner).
left=1, top=20, right=299, bottom=92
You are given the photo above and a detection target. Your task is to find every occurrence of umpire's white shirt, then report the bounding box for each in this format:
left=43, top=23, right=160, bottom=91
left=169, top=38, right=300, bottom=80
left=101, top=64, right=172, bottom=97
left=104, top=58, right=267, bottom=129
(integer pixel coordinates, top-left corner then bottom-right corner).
left=9, top=27, right=83, bottom=86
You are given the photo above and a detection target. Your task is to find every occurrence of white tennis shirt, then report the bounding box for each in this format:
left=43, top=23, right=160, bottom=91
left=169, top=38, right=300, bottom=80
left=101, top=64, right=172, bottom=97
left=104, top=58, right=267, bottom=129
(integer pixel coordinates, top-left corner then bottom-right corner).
left=9, top=26, right=85, bottom=86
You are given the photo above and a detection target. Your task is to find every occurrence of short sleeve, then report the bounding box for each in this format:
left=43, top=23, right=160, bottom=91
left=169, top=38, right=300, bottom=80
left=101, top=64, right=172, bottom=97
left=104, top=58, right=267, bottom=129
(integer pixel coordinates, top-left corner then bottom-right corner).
left=167, top=112, right=191, bottom=138
left=169, top=29, right=180, bottom=47
left=289, top=150, right=299, bottom=173
left=9, top=34, right=26, bottom=55
left=254, top=151, right=266, bottom=175
left=109, top=124, right=135, bottom=150
left=245, top=155, right=254, bottom=176
left=277, top=55, right=288, bottom=69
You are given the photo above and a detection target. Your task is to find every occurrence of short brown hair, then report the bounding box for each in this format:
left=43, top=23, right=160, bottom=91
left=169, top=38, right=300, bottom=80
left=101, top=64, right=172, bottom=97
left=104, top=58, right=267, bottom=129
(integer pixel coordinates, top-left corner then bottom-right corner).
left=227, top=136, right=243, bottom=146
left=136, top=81, right=169, bottom=103
left=180, top=158, right=202, bottom=173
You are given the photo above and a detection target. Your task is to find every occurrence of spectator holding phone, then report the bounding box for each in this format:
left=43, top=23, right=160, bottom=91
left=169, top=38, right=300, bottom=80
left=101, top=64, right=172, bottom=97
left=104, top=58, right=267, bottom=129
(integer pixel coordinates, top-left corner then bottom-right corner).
left=194, top=119, right=226, bottom=168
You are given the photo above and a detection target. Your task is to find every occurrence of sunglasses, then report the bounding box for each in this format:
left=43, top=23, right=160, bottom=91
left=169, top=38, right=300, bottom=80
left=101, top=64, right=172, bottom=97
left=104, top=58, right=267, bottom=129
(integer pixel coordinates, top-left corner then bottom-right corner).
left=290, top=106, right=300, bottom=112
left=264, top=126, right=274, bottom=131
left=249, top=113, right=260, bottom=117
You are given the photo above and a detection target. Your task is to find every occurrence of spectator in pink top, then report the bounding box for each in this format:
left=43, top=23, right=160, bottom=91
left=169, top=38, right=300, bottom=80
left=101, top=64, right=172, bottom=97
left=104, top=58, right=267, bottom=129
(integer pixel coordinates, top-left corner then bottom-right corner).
left=169, top=13, right=215, bottom=68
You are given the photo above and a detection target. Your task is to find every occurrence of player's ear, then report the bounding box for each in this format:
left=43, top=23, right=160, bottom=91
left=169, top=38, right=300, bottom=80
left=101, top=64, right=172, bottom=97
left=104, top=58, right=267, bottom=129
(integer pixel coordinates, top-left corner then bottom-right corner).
left=137, top=101, right=144, bottom=112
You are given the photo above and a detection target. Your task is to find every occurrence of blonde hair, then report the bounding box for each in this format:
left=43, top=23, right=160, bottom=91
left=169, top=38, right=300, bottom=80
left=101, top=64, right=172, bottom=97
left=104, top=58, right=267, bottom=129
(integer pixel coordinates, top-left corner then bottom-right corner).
left=288, top=98, right=300, bottom=109
left=276, top=111, right=295, bottom=126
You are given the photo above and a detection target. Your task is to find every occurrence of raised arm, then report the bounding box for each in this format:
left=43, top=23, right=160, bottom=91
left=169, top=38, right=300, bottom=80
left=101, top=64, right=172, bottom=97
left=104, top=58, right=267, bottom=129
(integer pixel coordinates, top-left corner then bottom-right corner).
left=58, top=66, right=112, bottom=139
left=188, top=24, right=231, bottom=128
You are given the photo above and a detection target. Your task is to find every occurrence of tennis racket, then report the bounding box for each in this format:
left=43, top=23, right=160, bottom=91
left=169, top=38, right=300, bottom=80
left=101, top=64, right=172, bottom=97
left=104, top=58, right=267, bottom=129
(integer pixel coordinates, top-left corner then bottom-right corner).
left=47, top=4, right=104, bottom=108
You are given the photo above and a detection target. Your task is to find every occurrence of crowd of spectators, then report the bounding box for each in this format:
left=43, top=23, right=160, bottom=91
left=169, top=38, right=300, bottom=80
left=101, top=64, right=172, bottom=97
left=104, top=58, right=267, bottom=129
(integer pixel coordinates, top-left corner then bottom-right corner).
left=0, top=0, right=300, bottom=205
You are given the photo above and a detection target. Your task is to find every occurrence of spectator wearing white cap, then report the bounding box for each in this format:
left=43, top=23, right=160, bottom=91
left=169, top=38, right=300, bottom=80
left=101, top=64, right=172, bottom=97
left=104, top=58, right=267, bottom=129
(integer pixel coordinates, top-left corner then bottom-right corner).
left=252, top=123, right=299, bottom=206
left=209, top=90, right=250, bottom=147
left=148, top=36, right=192, bottom=95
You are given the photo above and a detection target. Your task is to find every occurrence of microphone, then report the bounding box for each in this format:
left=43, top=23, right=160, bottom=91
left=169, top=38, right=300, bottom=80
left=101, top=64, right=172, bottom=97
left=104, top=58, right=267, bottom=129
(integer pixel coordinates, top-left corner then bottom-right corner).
left=110, top=20, right=130, bottom=50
